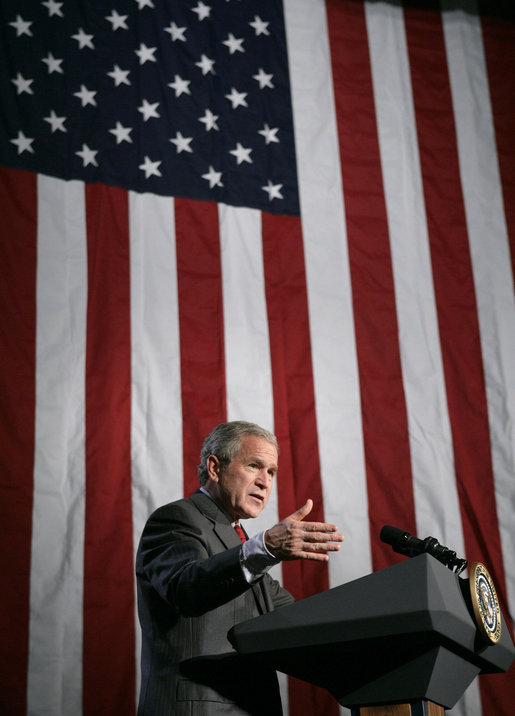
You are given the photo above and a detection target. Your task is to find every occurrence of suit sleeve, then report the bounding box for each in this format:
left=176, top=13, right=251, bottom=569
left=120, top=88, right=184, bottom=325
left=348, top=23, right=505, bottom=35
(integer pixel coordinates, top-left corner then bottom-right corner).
left=136, top=502, right=255, bottom=618
left=264, top=573, right=296, bottom=609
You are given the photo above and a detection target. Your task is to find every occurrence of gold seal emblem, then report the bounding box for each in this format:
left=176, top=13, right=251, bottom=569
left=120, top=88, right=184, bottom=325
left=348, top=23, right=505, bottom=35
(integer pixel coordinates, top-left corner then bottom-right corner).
left=469, top=562, right=501, bottom=644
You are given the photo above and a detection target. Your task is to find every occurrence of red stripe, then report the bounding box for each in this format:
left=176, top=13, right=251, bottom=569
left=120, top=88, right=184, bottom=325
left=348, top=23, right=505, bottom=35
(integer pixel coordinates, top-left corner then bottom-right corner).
left=0, top=167, right=37, bottom=715
left=479, top=4, right=515, bottom=285
left=83, top=184, right=135, bottom=714
left=403, top=5, right=514, bottom=711
left=262, top=212, right=338, bottom=716
left=326, top=0, right=417, bottom=570
left=174, top=199, right=227, bottom=497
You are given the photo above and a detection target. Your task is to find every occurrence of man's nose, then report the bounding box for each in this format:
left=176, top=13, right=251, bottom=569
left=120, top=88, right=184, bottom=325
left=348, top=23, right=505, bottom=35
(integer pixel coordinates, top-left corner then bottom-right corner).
left=256, top=470, right=272, bottom=488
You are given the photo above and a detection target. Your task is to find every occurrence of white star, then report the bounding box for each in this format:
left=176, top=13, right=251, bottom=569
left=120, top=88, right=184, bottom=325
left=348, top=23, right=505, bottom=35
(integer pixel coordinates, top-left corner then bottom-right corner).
left=168, top=75, right=191, bottom=98
left=258, top=123, right=279, bottom=144
left=198, top=109, right=219, bottom=132
left=229, top=143, right=253, bottom=165
left=42, top=0, right=64, bottom=17
left=225, top=87, right=248, bottom=109
left=249, top=15, right=270, bottom=36
left=195, top=54, right=215, bottom=75
left=11, top=73, right=34, bottom=95
left=72, top=28, right=95, bottom=49
left=170, top=131, right=193, bottom=154
left=138, top=99, right=160, bottom=121
left=9, top=15, right=33, bottom=37
left=108, top=65, right=131, bottom=86
left=44, top=110, right=67, bottom=133
left=262, top=180, right=283, bottom=201
left=75, top=144, right=98, bottom=167
left=139, top=156, right=162, bottom=178
left=135, top=43, right=157, bottom=64
left=253, top=68, right=274, bottom=89
left=106, top=10, right=129, bottom=30
left=42, top=52, right=64, bottom=74
left=109, top=122, right=133, bottom=144
left=10, top=131, right=34, bottom=155
left=135, top=0, right=155, bottom=9
left=222, top=33, right=244, bottom=55
left=164, top=22, right=186, bottom=41
left=73, top=85, right=97, bottom=107
left=202, top=166, right=223, bottom=189
left=191, top=2, right=211, bottom=21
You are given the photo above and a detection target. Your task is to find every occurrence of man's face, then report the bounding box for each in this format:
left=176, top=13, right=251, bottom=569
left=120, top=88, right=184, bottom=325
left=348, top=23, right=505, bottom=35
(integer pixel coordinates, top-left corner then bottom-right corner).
left=206, top=435, right=278, bottom=520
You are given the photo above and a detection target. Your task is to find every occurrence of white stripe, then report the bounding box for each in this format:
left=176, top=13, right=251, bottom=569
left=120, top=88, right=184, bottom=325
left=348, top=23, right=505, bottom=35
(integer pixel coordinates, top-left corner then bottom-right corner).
left=218, top=205, right=279, bottom=546
left=129, top=192, right=183, bottom=542
left=129, top=192, right=183, bottom=525
left=129, top=192, right=183, bottom=703
left=443, top=0, right=515, bottom=626
left=28, top=177, right=87, bottom=715
left=284, top=0, right=372, bottom=590
left=218, top=203, right=287, bottom=710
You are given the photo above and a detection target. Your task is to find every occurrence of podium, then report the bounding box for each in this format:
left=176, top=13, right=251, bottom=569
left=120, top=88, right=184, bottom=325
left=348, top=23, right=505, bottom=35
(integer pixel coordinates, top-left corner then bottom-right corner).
left=229, top=554, right=514, bottom=714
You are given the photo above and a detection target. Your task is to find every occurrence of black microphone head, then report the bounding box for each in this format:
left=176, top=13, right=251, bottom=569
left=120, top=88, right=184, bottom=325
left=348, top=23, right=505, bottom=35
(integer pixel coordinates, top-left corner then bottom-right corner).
left=380, top=525, right=424, bottom=557
left=380, top=525, right=406, bottom=548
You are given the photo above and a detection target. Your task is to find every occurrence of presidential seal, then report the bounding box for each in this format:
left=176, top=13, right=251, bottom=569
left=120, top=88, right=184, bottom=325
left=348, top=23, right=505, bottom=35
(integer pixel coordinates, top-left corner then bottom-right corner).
left=469, top=562, right=501, bottom=644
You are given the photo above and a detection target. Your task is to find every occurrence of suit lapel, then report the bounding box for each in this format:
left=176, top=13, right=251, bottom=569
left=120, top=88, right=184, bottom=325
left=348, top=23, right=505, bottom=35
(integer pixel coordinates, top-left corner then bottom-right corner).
left=214, top=521, right=242, bottom=550
left=189, top=490, right=241, bottom=549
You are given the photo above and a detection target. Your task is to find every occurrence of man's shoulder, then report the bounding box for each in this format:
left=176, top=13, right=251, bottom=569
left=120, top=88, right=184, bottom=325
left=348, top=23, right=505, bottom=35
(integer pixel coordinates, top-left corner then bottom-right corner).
left=145, top=490, right=218, bottom=525
left=136, top=494, right=209, bottom=554
left=148, top=492, right=201, bottom=519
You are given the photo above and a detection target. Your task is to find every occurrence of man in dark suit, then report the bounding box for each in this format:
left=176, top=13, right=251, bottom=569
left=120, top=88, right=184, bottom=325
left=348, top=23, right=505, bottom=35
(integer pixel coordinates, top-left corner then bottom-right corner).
left=136, top=421, right=344, bottom=715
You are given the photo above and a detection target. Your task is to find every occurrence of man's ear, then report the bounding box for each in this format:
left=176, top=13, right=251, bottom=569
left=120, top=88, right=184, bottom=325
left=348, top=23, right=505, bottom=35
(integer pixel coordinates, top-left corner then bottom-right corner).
left=206, top=454, right=221, bottom=482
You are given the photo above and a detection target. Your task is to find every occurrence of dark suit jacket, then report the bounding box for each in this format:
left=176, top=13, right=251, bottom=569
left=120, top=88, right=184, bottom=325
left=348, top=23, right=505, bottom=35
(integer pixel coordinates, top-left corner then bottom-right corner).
left=136, top=490, right=294, bottom=715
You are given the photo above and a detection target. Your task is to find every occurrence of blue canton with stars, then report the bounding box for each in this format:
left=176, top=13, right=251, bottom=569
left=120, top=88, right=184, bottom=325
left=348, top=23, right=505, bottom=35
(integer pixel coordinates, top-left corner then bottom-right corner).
left=0, top=0, right=300, bottom=216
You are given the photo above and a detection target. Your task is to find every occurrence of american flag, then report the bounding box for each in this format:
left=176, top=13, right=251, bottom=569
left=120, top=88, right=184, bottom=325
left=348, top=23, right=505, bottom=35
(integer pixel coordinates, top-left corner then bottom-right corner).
left=1, top=1, right=514, bottom=715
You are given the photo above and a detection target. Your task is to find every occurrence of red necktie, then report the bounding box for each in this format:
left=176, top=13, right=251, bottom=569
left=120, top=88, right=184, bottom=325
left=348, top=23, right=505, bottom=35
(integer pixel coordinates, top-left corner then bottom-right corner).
left=234, top=523, right=247, bottom=543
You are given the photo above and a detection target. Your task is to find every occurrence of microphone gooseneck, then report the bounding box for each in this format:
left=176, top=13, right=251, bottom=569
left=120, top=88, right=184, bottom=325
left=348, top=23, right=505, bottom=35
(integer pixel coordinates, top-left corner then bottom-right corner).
left=380, top=525, right=468, bottom=575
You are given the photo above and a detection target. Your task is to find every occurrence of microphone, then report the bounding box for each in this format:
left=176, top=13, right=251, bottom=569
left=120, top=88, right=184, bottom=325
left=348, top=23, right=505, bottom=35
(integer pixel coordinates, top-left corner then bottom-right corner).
left=380, top=525, right=424, bottom=557
left=380, top=525, right=468, bottom=574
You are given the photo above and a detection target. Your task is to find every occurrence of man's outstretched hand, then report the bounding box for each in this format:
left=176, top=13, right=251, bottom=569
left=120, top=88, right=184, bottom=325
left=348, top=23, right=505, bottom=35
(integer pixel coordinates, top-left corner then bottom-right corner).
left=264, top=499, right=344, bottom=562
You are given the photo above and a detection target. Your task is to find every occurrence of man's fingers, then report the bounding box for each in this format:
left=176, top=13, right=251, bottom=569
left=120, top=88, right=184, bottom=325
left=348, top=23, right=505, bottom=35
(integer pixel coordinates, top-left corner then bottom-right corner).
left=300, top=522, right=343, bottom=536
left=289, top=498, right=313, bottom=522
left=301, top=529, right=344, bottom=543
left=296, top=543, right=342, bottom=561
left=288, top=502, right=342, bottom=539
left=297, top=551, right=330, bottom=563
left=303, top=539, right=342, bottom=553
left=266, top=500, right=344, bottom=563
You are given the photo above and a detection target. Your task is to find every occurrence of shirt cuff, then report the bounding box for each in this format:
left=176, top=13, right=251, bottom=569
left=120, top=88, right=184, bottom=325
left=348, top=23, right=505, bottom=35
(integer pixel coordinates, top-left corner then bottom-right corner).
left=239, top=530, right=280, bottom=584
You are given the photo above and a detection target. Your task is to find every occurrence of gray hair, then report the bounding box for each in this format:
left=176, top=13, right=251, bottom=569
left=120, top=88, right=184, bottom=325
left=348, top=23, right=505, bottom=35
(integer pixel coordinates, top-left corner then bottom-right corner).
left=197, top=421, right=278, bottom=485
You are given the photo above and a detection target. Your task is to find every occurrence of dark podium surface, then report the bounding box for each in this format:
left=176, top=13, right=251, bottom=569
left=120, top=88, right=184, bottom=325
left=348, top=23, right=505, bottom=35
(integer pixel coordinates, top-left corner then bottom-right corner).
left=229, top=554, right=514, bottom=709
